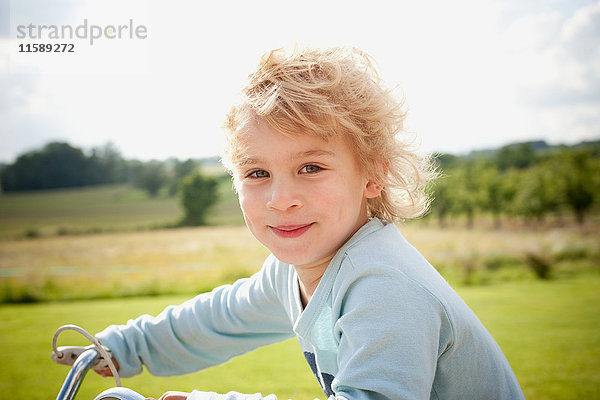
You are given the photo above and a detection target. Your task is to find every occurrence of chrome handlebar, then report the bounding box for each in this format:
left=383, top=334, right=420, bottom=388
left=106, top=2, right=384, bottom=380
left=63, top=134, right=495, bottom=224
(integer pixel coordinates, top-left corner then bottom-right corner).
left=55, top=347, right=144, bottom=400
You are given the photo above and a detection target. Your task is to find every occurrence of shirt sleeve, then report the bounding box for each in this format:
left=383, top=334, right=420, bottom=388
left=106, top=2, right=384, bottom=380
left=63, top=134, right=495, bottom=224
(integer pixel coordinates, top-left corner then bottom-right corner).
left=188, top=390, right=278, bottom=400
left=331, top=259, right=454, bottom=400
left=96, top=257, right=295, bottom=378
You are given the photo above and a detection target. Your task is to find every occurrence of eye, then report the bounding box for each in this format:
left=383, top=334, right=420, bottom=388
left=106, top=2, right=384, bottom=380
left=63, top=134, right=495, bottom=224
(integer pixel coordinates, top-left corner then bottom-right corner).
left=246, top=169, right=270, bottom=179
left=299, top=164, right=322, bottom=174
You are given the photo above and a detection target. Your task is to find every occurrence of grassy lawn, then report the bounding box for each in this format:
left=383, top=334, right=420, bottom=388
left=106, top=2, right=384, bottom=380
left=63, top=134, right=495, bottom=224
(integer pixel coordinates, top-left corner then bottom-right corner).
left=1, top=183, right=599, bottom=398
left=462, top=277, right=600, bottom=399
left=0, top=275, right=598, bottom=399
left=0, top=294, right=323, bottom=400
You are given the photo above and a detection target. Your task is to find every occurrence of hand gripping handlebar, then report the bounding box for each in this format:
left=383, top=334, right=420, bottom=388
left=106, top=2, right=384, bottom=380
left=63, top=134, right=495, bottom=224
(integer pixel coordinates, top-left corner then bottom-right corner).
left=52, top=325, right=146, bottom=400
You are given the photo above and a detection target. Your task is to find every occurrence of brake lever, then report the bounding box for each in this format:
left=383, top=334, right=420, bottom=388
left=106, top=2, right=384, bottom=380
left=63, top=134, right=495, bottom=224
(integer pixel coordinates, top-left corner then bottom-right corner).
left=52, top=345, right=113, bottom=371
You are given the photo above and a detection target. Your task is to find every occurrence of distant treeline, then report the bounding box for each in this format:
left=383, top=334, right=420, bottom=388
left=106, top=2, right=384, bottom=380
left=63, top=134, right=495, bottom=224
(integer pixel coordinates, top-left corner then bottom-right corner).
left=1, top=139, right=600, bottom=226
left=430, top=140, right=600, bottom=226
left=0, top=142, right=226, bottom=196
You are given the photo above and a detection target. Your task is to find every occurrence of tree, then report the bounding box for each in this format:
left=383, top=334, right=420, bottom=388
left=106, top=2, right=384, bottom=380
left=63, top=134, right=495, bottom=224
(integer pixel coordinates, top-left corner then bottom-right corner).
left=558, top=150, right=598, bottom=225
left=129, top=160, right=168, bottom=197
left=430, top=175, right=454, bottom=228
left=175, top=159, right=198, bottom=180
left=434, top=153, right=461, bottom=171
left=512, top=163, right=560, bottom=223
left=0, top=141, right=129, bottom=192
left=89, top=142, right=127, bottom=184
left=478, top=166, right=520, bottom=228
left=179, top=171, right=220, bottom=225
left=495, top=142, right=537, bottom=171
left=451, top=159, right=488, bottom=228
left=168, top=158, right=199, bottom=196
left=1, top=142, right=92, bottom=191
left=480, top=166, right=502, bottom=228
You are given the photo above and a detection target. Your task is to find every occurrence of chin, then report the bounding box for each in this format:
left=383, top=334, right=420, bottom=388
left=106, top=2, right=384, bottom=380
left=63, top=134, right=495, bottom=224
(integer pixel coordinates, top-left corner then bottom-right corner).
left=272, top=251, right=301, bottom=265
left=271, top=249, right=313, bottom=266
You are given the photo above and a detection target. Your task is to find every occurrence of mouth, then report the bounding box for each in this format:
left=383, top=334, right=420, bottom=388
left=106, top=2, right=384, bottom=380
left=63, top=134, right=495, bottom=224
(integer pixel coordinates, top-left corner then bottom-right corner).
left=268, top=223, right=314, bottom=239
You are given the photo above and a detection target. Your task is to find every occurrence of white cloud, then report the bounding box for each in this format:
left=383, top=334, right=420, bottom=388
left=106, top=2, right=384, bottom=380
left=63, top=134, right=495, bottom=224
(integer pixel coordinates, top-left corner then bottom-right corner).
left=478, top=0, right=600, bottom=149
left=508, top=1, right=600, bottom=106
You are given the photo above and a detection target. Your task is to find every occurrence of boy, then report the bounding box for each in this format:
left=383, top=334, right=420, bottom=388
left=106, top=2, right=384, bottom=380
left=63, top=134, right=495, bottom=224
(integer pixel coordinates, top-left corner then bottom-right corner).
left=96, top=46, right=525, bottom=399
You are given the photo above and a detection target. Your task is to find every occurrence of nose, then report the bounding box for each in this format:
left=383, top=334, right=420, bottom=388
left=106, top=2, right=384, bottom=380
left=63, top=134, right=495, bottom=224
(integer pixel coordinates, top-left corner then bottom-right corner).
left=266, top=177, right=303, bottom=211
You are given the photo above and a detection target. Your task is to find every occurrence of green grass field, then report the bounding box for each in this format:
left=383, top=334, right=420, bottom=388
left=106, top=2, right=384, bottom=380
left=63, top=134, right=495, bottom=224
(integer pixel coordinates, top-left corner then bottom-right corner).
left=1, top=183, right=599, bottom=398
left=0, top=275, right=598, bottom=399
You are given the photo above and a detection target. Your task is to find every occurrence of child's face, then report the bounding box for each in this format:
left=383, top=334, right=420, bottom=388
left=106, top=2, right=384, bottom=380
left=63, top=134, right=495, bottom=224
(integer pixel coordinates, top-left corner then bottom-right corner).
left=233, top=118, right=381, bottom=271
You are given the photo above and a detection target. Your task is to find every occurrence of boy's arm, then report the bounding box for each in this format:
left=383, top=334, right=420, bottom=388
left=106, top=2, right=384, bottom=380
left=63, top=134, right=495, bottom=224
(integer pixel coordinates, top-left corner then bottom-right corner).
left=96, top=260, right=294, bottom=378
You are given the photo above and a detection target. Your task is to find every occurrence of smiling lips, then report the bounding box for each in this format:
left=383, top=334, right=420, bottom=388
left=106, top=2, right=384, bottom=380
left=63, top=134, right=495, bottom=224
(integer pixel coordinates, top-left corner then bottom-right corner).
left=269, top=223, right=314, bottom=238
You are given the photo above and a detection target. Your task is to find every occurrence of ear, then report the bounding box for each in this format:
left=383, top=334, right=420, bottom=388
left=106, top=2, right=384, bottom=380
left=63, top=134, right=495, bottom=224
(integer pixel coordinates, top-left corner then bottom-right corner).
left=364, top=161, right=388, bottom=199
left=364, top=180, right=384, bottom=199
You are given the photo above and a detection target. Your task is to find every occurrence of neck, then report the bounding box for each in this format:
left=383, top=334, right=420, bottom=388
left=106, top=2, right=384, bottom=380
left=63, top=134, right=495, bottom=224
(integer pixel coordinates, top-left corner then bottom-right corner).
left=295, top=258, right=330, bottom=308
left=295, top=212, right=371, bottom=307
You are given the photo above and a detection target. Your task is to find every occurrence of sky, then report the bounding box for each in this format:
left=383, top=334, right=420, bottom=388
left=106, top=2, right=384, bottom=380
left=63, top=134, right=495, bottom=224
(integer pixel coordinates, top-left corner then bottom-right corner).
left=0, top=0, right=599, bottom=163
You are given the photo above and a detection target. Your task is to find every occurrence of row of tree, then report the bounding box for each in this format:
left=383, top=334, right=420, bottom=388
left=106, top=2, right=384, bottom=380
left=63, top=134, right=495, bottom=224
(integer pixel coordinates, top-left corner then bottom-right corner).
left=0, top=142, right=123, bottom=191
left=429, top=142, right=600, bottom=226
left=0, top=142, right=221, bottom=196
left=1, top=140, right=599, bottom=226
left=0, top=142, right=224, bottom=226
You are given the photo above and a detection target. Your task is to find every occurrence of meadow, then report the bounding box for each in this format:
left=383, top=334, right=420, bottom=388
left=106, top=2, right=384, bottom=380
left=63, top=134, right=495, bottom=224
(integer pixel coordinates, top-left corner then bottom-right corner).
left=0, top=184, right=599, bottom=398
left=1, top=218, right=597, bottom=303
left=1, top=274, right=598, bottom=399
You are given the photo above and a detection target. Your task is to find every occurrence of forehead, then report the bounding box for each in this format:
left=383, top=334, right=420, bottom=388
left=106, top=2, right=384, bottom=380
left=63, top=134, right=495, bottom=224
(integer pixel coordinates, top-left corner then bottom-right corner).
left=233, top=117, right=353, bottom=163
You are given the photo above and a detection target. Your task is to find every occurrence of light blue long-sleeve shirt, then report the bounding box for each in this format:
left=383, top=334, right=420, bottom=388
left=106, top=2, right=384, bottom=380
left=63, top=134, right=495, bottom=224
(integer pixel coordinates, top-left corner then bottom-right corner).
left=96, top=219, right=525, bottom=399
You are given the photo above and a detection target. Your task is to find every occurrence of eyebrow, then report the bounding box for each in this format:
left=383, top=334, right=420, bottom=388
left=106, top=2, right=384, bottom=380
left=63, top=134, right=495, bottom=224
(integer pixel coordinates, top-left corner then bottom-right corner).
left=236, top=157, right=262, bottom=168
left=236, top=149, right=335, bottom=167
left=294, top=149, right=335, bottom=159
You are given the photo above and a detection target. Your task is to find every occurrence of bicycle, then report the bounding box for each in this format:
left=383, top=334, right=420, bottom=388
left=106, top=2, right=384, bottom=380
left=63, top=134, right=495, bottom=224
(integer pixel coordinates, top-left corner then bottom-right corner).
left=52, top=324, right=145, bottom=400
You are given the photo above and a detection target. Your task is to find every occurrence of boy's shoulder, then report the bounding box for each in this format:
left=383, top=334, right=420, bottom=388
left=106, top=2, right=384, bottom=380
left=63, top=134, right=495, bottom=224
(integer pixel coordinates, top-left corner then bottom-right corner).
left=335, top=219, right=456, bottom=308
left=342, top=219, right=427, bottom=273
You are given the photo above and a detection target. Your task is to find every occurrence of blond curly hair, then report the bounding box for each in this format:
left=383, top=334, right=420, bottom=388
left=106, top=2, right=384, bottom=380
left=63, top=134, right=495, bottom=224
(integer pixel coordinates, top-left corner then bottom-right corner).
left=222, top=46, right=433, bottom=221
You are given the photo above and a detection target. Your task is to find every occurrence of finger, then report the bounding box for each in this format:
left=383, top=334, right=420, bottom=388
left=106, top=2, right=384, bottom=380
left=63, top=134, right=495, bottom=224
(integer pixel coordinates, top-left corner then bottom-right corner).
left=158, top=391, right=190, bottom=400
left=94, top=358, right=120, bottom=377
left=94, top=368, right=111, bottom=377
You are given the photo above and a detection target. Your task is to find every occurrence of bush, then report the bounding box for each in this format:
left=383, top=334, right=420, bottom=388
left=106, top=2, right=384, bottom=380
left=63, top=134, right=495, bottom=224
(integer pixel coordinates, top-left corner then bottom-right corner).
left=179, top=171, right=220, bottom=225
left=525, top=253, right=553, bottom=280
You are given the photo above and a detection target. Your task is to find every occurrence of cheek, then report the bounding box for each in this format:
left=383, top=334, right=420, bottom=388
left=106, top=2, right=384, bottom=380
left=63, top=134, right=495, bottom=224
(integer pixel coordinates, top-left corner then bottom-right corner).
left=238, top=190, right=251, bottom=215
left=311, top=182, right=358, bottom=218
left=238, top=186, right=261, bottom=223
left=338, top=173, right=366, bottom=200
